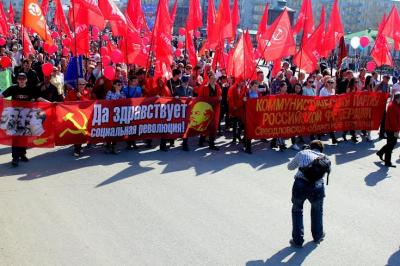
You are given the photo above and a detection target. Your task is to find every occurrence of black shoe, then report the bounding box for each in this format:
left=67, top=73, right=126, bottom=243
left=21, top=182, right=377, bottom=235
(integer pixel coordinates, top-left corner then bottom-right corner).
left=244, top=148, right=252, bottom=154
left=385, top=163, right=397, bottom=168
left=232, top=138, right=237, bottom=144
left=342, top=134, right=348, bottom=142
left=314, top=232, right=326, bottom=244
left=289, top=239, right=303, bottom=248
left=279, top=145, right=287, bottom=152
left=182, top=145, right=189, bottom=151
left=11, top=159, right=19, bottom=167
left=209, top=145, right=220, bottom=151
left=20, top=155, right=29, bottom=162
left=111, top=147, right=118, bottom=155
left=376, top=152, right=384, bottom=162
left=160, top=146, right=168, bottom=152
left=379, top=135, right=387, bottom=140
left=351, top=136, right=358, bottom=143
left=126, top=145, right=134, bottom=150
left=331, top=138, right=339, bottom=144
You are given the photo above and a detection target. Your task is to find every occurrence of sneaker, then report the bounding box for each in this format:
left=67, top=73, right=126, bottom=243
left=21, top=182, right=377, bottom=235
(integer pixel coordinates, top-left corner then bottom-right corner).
left=351, top=136, right=359, bottom=143
left=73, top=152, right=80, bottom=157
left=289, top=239, right=303, bottom=248
left=11, top=159, right=19, bottom=167
left=291, top=144, right=301, bottom=151
left=20, top=155, right=29, bottom=162
left=314, top=233, right=326, bottom=244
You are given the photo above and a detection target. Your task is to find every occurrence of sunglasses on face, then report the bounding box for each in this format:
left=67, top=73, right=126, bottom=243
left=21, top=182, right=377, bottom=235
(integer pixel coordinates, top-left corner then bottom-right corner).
left=327, top=81, right=334, bottom=84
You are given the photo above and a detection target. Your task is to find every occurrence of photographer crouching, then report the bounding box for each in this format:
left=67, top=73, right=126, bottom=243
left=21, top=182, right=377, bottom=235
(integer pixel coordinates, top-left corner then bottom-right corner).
left=287, top=140, right=331, bottom=248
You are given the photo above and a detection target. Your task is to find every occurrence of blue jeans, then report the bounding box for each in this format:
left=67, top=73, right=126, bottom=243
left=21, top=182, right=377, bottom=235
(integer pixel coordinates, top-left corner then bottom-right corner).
left=291, top=178, right=325, bottom=245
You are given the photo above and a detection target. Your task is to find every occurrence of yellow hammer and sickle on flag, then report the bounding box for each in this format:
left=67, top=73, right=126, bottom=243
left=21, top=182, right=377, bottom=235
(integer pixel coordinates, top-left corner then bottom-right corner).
left=59, top=111, right=89, bottom=138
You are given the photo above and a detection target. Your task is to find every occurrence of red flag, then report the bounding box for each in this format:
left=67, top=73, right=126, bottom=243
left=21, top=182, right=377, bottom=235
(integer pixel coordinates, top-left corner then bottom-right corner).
left=257, top=4, right=269, bottom=39
left=293, top=0, right=314, bottom=38
left=186, top=0, right=202, bottom=32
left=121, top=23, right=148, bottom=67
left=98, top=0, right=127, bottom=37
left=7, top=1, right=14, bottom=25
left=381, top=6, right=400, bottom=50
left=126, top=0, right=149, bottom=33
left=23, top=27, right=35, bottom=56
left=321, top=0, right=344, bottom=57
left=40, top=0, right=49, bottom=17
left=70, top=0, right=105, bottom=30
left=0, top=0, right=8, bottom=35
left=212, top=43, right=228, bottom=71
left=293, top=6, right=325, bottom=73
left=231, top=0, right=240, bottom=40
left=54, top=0, right=72, bottom=37
left=170, top=0, right=178, bottom=24
left=73, top=24, right=90, bottom=56
left=186, top=31, right=198, bottom=67
left=371, top=14, right=393, bottom=67
left=227, top=31, right=255, bottom=79
left=337, top=36, right=347, bottom=67
left=22, top=0, right=53, bottom=45
left=271, top=59, right=282, bottom=78
left=153, top=0, right=173, bottom=78
left=207, top=0, right=216, bottom=34
left=259, top=9, right=296, bottom=61
left=208, top=0, right=232, bottom=49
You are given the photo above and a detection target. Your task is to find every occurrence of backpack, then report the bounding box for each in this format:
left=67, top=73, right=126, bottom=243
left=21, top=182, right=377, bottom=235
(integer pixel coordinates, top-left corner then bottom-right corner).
left=299, top=156, right=331, bottom=185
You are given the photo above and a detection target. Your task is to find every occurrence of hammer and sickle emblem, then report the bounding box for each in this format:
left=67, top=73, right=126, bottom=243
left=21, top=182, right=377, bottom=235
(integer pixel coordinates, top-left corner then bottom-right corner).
left=59, top=111, right=89, bottom=138
left=272, top=27, right=285, bottom=42
left=28, top=3, right=42, bottom=17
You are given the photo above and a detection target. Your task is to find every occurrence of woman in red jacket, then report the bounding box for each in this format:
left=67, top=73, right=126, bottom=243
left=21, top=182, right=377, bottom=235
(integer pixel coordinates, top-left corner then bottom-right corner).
left=376, top=92, right=400, bottom=167
left=228, top=79, right=247, bottom=144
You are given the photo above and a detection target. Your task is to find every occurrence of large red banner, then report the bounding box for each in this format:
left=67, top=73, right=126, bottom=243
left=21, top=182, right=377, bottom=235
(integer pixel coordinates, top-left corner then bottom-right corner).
left=245, top=92, right=388, bottom=139
left=0, top=97, right=221, bottom=147
left=55, top=97, right=220, bottom=145
left=0, top=93, right=387, bottom=147
left=0, top=99, right=55, bottom=147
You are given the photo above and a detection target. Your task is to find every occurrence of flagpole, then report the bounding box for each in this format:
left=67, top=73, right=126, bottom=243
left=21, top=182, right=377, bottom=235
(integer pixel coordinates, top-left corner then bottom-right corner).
left=70, top=3, right=79, bottom=89
left=146, top=1, right=161, bottom=76
left=21, top=0, right=26, bottom=60
left=297, top=1, right=310, bottom=76
left=247, top=39, right=272, bottom=85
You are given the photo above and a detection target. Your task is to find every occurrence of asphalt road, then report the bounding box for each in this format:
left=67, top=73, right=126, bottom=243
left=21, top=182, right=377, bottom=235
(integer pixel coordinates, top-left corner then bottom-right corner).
left=0, top=132, right=399, bottom=266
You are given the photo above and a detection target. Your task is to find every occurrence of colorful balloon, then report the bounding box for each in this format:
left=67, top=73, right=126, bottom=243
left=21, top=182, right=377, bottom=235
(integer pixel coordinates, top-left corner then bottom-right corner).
left=366, top=61, right=376, bottom=72
left=104, top=65, right=115, bottom=80
left=62, top=38, right=71, bottom=47
left=177, top=41, right=184, bottom=49
left=360, top=36, right=370, bottom=48
left=100, top=47, right=109, bottom=56
left=51, top=32, right=59, bottom=39
left=178, top=27, right=186, bottom=36
left=102, top=55, right=111, bottom=66
left=42, top=63, right=54, bottom=77
left=111, top=49, right=123, bottom=64
left=350, top=37, right=360, bottom=49
left=0, top=56, right=11, bottom=68
left=0, top=38, right=6, bottom=46
left=174, top=49, right=182, bottom=57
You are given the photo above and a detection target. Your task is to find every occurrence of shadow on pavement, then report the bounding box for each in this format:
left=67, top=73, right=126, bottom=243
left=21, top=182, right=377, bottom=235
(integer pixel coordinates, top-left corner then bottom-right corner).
left=364, top=162, right=390, bottom=186
left=246, top=242, right=317, bottom=266
left=0, top=137, right=390, bottom=188
left=387, top=248, right=400, bottom=266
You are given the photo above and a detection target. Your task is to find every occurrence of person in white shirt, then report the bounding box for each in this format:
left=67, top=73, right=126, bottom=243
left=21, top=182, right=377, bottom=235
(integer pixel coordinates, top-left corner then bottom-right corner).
left=319, top=78, right=339, bottom=144
left=392, top=78, right=400, bottom=100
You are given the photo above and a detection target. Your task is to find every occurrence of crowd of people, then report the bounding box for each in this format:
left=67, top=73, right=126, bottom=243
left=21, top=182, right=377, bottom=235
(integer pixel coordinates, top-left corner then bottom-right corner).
left=0, top=32, right=399, bottom=168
